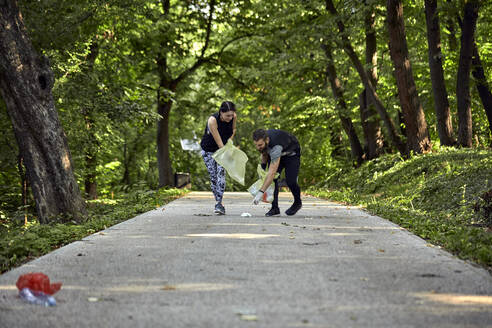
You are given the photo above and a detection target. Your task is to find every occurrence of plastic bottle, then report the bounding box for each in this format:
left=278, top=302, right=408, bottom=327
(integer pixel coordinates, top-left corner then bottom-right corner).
left=19, top=288, right=56, bottom=306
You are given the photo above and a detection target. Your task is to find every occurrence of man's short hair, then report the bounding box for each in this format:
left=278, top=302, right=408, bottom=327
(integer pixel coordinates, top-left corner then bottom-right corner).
left=252, top=129, right=268, bottom=141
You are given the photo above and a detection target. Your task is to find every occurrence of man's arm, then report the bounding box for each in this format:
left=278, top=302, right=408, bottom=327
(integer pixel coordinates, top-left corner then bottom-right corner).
left=260, top=157, right=280, bottom=192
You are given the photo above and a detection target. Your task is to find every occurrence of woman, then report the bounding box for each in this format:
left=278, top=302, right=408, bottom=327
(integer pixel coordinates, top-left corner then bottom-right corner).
left=200, top=101, right=237, bottom=215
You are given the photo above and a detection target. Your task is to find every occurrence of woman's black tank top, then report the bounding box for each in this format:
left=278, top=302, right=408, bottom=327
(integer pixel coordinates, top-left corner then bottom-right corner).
left=200, top=112, right=234, bottom=152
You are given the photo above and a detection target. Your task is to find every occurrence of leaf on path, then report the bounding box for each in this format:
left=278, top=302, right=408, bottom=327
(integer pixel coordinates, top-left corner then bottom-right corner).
left=353, top=240, right=362, bottom=244
left=378, top=249, right=385, bottom=253
left=303, top=242, right=319, bottom=246
left=162, top=285, right=177, bottom=291
left=239, top=315, right=258, bottom=321
left=419, top=273, right=443, bottom=278
left=236, top=309, right=257, bottom=321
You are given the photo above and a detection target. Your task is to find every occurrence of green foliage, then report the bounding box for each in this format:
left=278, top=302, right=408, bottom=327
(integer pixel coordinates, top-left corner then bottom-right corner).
left=0, top=188, right=186, bottom=273
left=308, top=147, right=492, bottom=269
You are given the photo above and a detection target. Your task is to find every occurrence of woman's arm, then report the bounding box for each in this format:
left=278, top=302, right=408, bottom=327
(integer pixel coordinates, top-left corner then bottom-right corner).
left=208, top=116, right=224, bottom=148
left=230, top=112, right=237, bottom=140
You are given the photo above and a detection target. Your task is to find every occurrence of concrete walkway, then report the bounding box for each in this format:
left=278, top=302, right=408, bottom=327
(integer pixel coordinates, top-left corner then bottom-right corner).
left=0, top=191, right=491, bottom=327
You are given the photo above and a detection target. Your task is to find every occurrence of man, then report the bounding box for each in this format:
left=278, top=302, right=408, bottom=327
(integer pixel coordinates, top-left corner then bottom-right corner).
left=252, top=129, right=302, bottom=216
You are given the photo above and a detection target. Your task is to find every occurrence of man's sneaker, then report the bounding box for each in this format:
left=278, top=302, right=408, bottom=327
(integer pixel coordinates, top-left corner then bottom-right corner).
left=214, top=203, right=225, bottom=215
left=285, top=202, right=302, bottom=216
left=265, top=207, right=280, bottom=217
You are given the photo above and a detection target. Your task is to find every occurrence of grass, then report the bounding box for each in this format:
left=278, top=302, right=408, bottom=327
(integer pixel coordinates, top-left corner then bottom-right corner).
left=307, top=147, right=492, bottom=271
left=0, top=187, right=187, bottom=273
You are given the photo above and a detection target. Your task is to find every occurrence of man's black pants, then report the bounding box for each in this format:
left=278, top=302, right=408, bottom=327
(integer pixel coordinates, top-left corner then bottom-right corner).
left=262, top=155, right=301, bottom=209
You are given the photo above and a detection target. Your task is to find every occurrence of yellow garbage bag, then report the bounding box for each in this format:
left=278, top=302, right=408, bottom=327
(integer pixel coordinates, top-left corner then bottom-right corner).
left=247, top=164, right=279, bottom=203
left=212, top=139, right=248, bottom=185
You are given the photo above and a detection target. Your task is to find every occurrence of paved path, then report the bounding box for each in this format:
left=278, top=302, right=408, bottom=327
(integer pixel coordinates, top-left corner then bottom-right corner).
left=0, top=192, right=491, bottom=327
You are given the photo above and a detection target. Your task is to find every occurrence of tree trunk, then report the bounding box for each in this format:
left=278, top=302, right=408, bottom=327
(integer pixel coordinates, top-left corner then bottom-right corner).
left=361, top=5, right=384, bottom=159
left=121, top=131, right=143, bottom=186
left=456, top=0, right=479, bottom=147
left=323, top=44, right=364, bottom=166
left=446, top=22, right=458, bottom=51
left=387, top=0, right=431, bottom=154
left=325, top=0, right=406, bottom=155
left=445, top=0, right=458, bottom=51
left=122, top=133, right=130, bottom=186
left=425, top=0, right=456, bottom=146
left=83, top=41, right=99, bottom=200
left=471, top=42, right=492, bottom=139
left=157, top=85, right=175, bottom=187
left=329, top=130, right=344, bottom=160
left=0, top=1, right=86, bottom=223
left=84, top=140, right=97, bottom=199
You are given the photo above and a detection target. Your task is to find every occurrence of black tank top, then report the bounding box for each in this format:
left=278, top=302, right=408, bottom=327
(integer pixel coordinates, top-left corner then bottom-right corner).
left=267, top=129, right=301, bottom=155
left=200, top=112, right=234, bottom=152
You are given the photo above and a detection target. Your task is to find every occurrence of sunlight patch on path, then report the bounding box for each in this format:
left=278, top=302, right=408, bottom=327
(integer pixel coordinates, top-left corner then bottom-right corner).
left=185, top=233, right=279, bottom=239
left=414, top=292, right=492, bottom=306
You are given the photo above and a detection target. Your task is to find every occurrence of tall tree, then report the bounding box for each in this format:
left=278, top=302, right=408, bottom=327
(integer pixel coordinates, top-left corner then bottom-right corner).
left=471, top=39, right=492, bottom=139
left=82, top=40, right=100, bottom=200
left=387, top=0, right=431, bottom=154
left=156, top=0, right=216, bottom=187
left=456, top=0, right=479, bottom=147
left=444, top=0, right=459, bottom=51
left=322, top=44, right=364, bottom=166
left=425, top=0, right=456, bottom=146
left=325, top=0, right=406, bottom=155
left=0, top=1, right=86, bottom=223
left=361, top=2, right=384, bottom=159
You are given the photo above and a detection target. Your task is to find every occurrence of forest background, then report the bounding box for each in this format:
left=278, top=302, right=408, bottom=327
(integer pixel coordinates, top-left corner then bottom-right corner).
left=0, top=0, right=491, bottom=272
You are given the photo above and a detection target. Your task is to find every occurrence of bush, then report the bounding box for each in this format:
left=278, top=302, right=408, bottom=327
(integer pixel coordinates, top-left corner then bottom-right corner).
left=308, top=147, right=492, bottom=270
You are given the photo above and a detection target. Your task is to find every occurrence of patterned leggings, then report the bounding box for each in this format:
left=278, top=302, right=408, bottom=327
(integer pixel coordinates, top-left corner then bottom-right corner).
left=201, top=150, right=226, bottom=204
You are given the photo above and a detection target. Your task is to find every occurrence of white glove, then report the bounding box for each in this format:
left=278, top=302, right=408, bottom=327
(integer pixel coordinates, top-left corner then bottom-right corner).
left=253, top=190, right=264, bottom=205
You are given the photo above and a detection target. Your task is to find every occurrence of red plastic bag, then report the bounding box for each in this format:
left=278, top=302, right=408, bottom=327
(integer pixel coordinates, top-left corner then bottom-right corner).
left=16, top=272, right=62, bottom=295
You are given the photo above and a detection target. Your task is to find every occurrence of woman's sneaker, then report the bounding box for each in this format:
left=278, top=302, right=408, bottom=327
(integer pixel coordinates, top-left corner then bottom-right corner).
left=214, top=203, right=226, bottom=215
